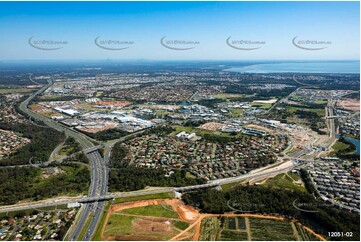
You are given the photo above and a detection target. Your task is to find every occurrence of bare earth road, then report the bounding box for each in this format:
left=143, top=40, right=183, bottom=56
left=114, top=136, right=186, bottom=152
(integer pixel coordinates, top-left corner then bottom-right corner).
left=4, top=75, right=318, bottom=240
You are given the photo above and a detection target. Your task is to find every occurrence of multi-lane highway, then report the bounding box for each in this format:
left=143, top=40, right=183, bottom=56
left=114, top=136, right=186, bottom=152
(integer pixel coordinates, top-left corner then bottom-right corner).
left=321, top=90, right=360, bottom=150
left=78, top=150, right=109, bottom=240
left=0, top=158, right=299, bottom=214
left=18, top=79, right=108, bottom=241
left=80, top=141, right=114, bottom=240
left=16, top=80, right=152, bottom=240
left=11, top=75, right=328, bottom=240
left=322, top=99, right=337, bottom=150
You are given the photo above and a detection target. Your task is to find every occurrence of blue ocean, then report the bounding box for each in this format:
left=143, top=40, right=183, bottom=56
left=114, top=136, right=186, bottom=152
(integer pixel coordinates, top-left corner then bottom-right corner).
left=225, top=61, right=360, bottom=74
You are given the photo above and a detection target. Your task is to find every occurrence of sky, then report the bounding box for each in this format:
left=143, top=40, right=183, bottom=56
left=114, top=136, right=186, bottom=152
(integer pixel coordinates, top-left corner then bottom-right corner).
left=0, top=1, right=359, bottom=60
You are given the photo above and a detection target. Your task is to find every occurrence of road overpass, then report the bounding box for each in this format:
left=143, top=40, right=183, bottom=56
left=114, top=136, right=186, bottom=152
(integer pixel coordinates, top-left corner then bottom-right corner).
left=0, top=183, right=222, bottom=214
left=326, top=112, right=360, bottom=119
left=174, top=183, right=219, bottom=192
left=83, top=145, right=103, bottom=154
left=19, top=78, right=108, bottom=241
left=0, top=158, right=300, bottom=215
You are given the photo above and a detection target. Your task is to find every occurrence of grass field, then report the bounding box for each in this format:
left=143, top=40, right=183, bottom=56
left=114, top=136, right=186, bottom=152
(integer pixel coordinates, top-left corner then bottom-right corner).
left=294, top=223, right=321, bottom=241
left=332, top=141, right=351, bottom=152
left=262, top=173, right=306, bottom=192
left=213, top=93, right=244, bottom=99
left=120, top=204, right=179, bottom=218
left=103, top=214, right=135, bottom=237
left=199, top=216, right=319, bottom=241
left=282, top=106, right=326, bottom=129
left=287, top=147, right=301, bottom=156
left=220, top=230, right=248, bottom=241
left=199, top=217, right=221, bottom=241
left=74, top=103, right=109, bottom=112
left=154, top=109, right=173, bottom=116
left=59, top=146, right=76, bottom=156
left=285, top=106, right=300, bottom=114
left=250, top=102, right=273, bottom=109
left=314, top=100, right=328, bottom=105
left=95, top=91, right=103, bottom=97
left=102, top=211, right=323, bottom=241
left=249, top=218, right=296, bottom=241
left=285, top=106, right=325, bottom=117
left=103, top=209, right=185, bottom=240
left=0, top=88, right=35, bottom=94
left=225, top=108, right=244, bottom=118
left=113, top=192, right=173, bottom=204
left=312, top=108, right=326, bottom=117
left=174, top=220, right=190, bottom=230
left=220, top=217, right=248, bottom=241
left=287, top=171, right=301, bottom=181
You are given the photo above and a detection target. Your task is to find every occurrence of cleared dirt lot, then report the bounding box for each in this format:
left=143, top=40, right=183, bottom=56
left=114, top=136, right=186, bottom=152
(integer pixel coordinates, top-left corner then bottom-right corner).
left=101, top=199, right=199, bottom=241
left=101, top=199, right=325, bottom=241
left=197, top=122, right=226, bottom=131
left=337, top=99, right=360, bottom=111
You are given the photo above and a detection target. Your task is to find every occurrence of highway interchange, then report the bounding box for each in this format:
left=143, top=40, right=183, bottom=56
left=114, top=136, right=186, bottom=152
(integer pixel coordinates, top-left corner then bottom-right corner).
left=4, top=75, right=341, bottom=240
left=18, top=79, right=108, bottom=241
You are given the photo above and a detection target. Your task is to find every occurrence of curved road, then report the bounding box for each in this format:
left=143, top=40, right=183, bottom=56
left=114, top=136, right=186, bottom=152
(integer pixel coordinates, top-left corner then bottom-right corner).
left=19, top=79, right=108, bottom=241
left=15, top=75, right=316, bottom=240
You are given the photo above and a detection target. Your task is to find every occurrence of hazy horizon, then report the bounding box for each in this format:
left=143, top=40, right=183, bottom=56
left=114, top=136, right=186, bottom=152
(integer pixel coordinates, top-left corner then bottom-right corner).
left=0, top=1, right=359, bottom=60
